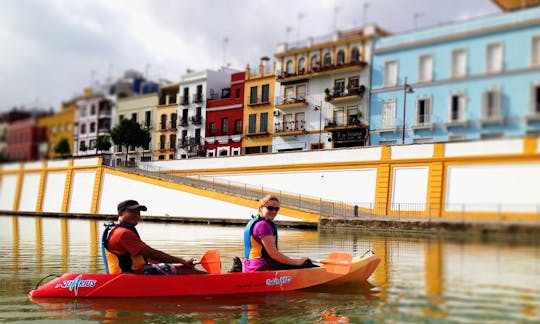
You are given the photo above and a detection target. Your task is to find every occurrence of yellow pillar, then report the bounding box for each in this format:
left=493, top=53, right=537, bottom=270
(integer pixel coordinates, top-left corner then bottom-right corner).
left=427, top=143, right=445, bottom=218
left=36, top=160, right=47, bottom=212
left=12, top=217, right=20, bottom=274
left=35, top=218, right=43, bottom=273
left=374, top=146, right=391, bottom=216
left=523, top=136, right=537, bottom=155
left=62, top=160, right=74, bottom=213
left=424, top=238, right=445, bottom=318
left=89, top=220, right=99, bottom=273
left=12, top=163, right=24, bottom=211
left=90, top=166, right=104, bottom=214
left=61, top=218, right=69, bottom=273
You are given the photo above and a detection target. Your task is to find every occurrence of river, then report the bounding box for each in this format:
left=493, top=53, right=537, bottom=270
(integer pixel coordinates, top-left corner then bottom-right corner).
left=1, top=215, right=539, bottom=323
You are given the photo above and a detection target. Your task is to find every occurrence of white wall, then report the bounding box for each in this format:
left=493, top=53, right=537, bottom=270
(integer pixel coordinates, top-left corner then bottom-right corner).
left=391, top=166, right=429, bottom=210
left=68, top=170, right=96, bottom=213
left=18, top=173, right=41, bottom=211
left=42, top=171, right=67, bottom=212
left=0, top=174, right=17, bottom=209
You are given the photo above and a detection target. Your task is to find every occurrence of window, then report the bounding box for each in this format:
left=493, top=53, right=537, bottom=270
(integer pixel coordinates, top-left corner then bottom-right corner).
left=415, top=97, right=431, bottom=126
left=262, top=84, right=270, bottom=103
left=250, top=86, right=258, bottom=104
left=334, top=79, right=345, bottom=96
left=81, top=124, right=86, bottom=134
left=160, top=114, right=167, bottom=130
left=284, top=86, right=294, bottom=103
left=298, top=58, right=306, bottom=73
left=235, top=88, right=241, bottom=98
left=337, top=50, right=345, bottom=65
left=131, top=113, right=137, bottom=122
left=171, top=113, right=177, bottom=129
left=248, top=114, right=257, bottom=133
left=382, top=99, right=396, bottom=128
left=284, top=113, right=293, bottom=131
left=310, top=54, right=320, bottom=70
left=296, top=84, right=306, bottom=101
left=418, top=55, right=433, bottom=82
left=449, top=92, right=466, bottom=122
left=323, top=53, right=332, bottom=67
left=90, top=122, right=96, bottom=133
left=532, top=84, right=540, bottom=114
left=182, top=87, right=189, bottom=104
left=169, top=134, right=176, bottom=149
left=143, top=135, right=150, bottom=150
left=89, top=139, right=96, bottom=150
left=486, top=43, right=503, bottom=73
left=209, top=122, right=216, bottom=136
left=160, top=135, right=166, bottom=150
left=452, top=49, right=467, bottom=78
left=66, top=123, right=71, bottom=131
left=482, top=88, right=501, bottom=119
left=260, top=112, right=269, bottom=133
left=235, top=119, right=242, bottom=134
left=119, top=114, right=124, bottom=121
left=145, top=111, right=151, bottom=128
left=90, top=105, right=96, bottom=115
left=221, top=117, right=229, bottom=135
left=532, top=36, right=540, bottom=66
left=347, top=106, right=359, bottom=125
left=295, top=112, right=305, bottom=130
left=334, top=108, right=345, bottom=126
left=384, top=61, right=398, bottom=87
left=285, top=60, right=294, bottom=74
left=351, top=47, right=360, bottom=63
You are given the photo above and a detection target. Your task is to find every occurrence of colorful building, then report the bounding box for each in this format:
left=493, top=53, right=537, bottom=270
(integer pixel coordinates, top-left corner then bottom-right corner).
left=242, top=59, right=276, bottom=154
left=369, top=6, right=540, bottom=145
left=38, top=101, right=75, bottom=159
left=6, top=114, right=48, bottom=161
left=177, top=68, right=237, bottom=159
left=114, top=93, right=157, bottom=164
left=154, top=83, right=179, bottom=161
left=73, top=89, right=113, bottom=157
left=273, top=25, right=387, bottom=152
left=205, top=71, right=245, bottom=157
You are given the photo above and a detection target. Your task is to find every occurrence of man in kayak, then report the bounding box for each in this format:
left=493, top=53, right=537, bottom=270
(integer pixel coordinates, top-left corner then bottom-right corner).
left=103, top=199, right=206, bottom=275
left=242, top=194, right=317, bottom=272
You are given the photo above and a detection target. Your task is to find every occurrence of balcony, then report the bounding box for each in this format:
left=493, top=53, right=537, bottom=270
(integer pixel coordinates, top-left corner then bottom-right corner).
left=412, top=115, right=433, bottom=131
left=276, top=60, right=367, bottom=82
left=273, top=120, right=306, bottom=135
left=324, top=115, right=364, bottom=130
left=274, top=96, right=308, bottom=109
left=189, top=115, right=203, bottom=125
left=180, top=117, right=188, bottom=126
left=193, top=93, right=204, bottom=103
left=324, top=85, right=366, bottom=103
left=180, top=96, right=189, bottom=105
left=248, top=96, right=271, bottom=106
left=244, top=126, right=270, bottom=136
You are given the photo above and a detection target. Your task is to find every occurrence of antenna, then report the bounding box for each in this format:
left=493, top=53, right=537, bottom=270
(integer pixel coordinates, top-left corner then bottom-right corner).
left=413, top=12, right=424, bottom=29
left=222, top=37, right=229, bottom=67
left=333, top=6, right=341, bottom=32
left=297, top=13, right=306, bottom=41
left=362, top=2, right=370, bottom=26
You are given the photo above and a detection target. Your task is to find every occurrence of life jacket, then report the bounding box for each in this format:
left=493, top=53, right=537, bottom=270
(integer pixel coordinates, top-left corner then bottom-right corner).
left=101, top=222, right=147, bottom=274
left=243, top=215, right=278, bottom=260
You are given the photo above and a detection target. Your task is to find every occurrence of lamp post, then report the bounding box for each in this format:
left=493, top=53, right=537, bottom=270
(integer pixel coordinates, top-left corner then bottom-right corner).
left=314, top=103, right=322, bottom=149
left=401, top=77, right=414, bottom=144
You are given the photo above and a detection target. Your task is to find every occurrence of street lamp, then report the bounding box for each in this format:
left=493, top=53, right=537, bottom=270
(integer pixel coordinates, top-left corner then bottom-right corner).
left=401, top=76, right=414, bottom=144
left=314, top=104, right=322, bottom=149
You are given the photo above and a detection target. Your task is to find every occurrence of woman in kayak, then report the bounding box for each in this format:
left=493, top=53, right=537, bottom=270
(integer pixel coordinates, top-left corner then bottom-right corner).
left=103, top=199, right=207, bottom=275
left=242, top=194, right=317, bottom=272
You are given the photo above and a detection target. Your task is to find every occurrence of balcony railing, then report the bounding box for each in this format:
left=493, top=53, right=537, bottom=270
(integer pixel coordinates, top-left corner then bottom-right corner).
left=274, top=120, right=306, bottom=133
left=180, top=96, right=189, bottom=105
left=193, top=93, right=204, bottom=103
left=248, top=96, right=271, bottom=106
left=276, top=60, right=367, bottom=81
left=324, top=115, right=364, bottom=129
left=274, top=95, right=308, bottom=107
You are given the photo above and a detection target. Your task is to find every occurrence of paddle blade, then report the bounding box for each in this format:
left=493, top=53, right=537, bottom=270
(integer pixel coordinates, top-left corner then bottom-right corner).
left=318, top=252, right=352, bottom=274
left=199, top=250, right=221, bottom=274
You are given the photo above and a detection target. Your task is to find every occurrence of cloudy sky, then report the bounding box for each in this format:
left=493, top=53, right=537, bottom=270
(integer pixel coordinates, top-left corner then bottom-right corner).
left=0, top=0, right=501, bottom=113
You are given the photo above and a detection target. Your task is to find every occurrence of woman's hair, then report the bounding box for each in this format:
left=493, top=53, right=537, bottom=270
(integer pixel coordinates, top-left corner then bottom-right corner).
left=259, top=194, right=279, bottom=208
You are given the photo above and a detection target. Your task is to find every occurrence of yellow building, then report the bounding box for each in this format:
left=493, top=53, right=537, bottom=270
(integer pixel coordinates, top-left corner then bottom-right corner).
left=38, top=101, right=75, bottom=159
left=154, top=83, right=180, bottom=160
left=242, top=59, right=276, bottom=154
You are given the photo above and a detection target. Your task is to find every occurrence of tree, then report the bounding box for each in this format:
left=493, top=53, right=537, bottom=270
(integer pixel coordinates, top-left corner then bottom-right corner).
left=109, top=118, right=151, bottom=163
left=95, top=135, right=112, bottom=154
left=53, top=137, right=71, bottom=158
left=80, top=141, right=88, bottom=155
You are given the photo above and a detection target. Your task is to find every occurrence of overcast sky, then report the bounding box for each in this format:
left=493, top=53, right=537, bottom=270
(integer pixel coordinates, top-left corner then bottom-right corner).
left=0, top=0, right=501, bottom=113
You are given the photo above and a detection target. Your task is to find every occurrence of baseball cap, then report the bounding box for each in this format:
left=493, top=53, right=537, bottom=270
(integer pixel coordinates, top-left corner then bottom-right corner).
left=117, top=199, right=147, bottom=212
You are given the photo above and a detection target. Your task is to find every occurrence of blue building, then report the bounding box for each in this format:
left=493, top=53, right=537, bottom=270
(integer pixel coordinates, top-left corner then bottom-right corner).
left=369, top=6, right=540, bottom=145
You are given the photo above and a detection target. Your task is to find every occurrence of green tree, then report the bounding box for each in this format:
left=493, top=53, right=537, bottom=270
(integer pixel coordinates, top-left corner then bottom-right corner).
left=95, top=135, right=112, bottom=154
left=53, top=137, right=71, bottom=158
left=80, top=141, right=88, bottom=155
left=109, top=118, right=151, bottom=163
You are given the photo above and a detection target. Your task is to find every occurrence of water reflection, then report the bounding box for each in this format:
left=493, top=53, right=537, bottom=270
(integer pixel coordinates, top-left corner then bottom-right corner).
left=1, top=215, right=539, bottom=322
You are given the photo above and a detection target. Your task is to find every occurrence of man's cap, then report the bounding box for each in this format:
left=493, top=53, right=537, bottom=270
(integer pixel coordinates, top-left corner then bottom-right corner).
left=117, top=199, right=147, bottom=212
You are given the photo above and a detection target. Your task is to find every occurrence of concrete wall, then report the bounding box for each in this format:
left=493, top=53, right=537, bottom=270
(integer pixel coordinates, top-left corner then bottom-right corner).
left=1, top=136, right=539, bottom=221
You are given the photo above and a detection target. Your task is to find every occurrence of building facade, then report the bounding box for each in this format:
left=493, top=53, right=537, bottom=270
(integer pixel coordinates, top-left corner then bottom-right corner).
left=177, top=68, right=236, bottom=159
left=6, top=115, right=47, bottom=161
left=73, top=89, right=113, bottom=157
left=114, top=93, right=157, bottom=164
left=205, top=71, right=245, bottom=157
left=242, top=60, right=276, bottom=155
left=38, top=101, right=75, bottom=159
left=273, top=25, right=387, bottom=152
left=153, top=83, right=179, bottom=161
left=370, top=6, right=540, bottom=145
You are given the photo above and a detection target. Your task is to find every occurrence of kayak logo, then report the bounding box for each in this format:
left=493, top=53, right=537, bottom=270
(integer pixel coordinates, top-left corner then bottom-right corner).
left=54, top=274, right=97, bottom=296
left=266, top=275, right=292, bottom=287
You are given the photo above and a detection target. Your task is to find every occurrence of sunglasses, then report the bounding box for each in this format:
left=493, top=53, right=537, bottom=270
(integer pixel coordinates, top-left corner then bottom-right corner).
left=264, top=205, right=280, bottom=212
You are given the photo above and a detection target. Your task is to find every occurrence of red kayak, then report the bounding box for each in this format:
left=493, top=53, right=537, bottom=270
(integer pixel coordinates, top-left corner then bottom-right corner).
left=29, top=251, right=380, bottom=298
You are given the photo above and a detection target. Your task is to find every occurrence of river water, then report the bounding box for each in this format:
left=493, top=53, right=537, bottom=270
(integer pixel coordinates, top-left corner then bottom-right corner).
left=1, top=215, right=539, bottom=323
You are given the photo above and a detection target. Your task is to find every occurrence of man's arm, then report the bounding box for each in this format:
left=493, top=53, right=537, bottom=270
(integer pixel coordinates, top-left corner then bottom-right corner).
left=139, top=246, right=194, bottom=266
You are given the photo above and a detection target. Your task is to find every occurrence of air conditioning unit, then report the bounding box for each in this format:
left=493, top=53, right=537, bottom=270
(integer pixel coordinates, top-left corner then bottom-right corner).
left=273, top=110, right=280, bottom=116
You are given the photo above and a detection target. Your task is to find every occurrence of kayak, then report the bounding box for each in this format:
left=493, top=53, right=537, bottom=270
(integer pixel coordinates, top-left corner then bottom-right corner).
left=28, top=252, right=380, bottom=298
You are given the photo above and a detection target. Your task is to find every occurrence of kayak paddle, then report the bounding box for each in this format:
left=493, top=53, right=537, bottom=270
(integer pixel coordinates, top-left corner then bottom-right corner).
left=315, top=252, right=352, bottom=275
left=197, top=249, right=221, bottom=274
